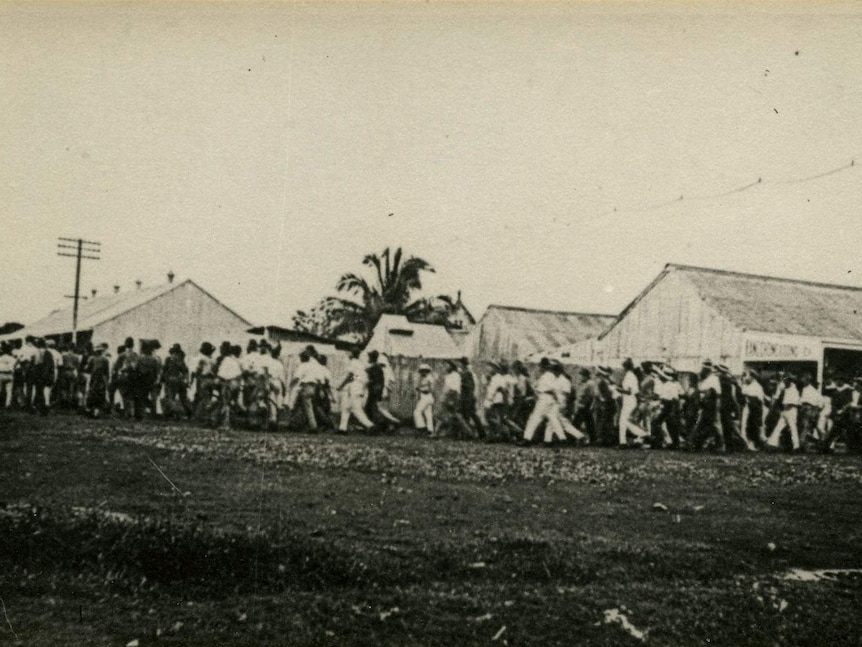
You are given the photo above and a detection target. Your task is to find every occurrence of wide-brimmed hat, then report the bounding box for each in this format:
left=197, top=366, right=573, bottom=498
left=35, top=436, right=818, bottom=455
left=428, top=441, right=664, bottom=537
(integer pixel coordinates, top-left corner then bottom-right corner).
left=200, top=342, right=215, bottom=354
left=419, top=363, right=431, bottom=372
left=169, top=343, right=183, bottom=355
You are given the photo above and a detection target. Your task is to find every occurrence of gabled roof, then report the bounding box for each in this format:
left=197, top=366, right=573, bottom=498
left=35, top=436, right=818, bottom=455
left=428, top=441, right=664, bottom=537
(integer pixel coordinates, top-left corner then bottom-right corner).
left=601, top=263, right=862, bottom=341
left=247, top=325, right=355, bottom=350
left=364, top=314, right=463, bottom=359
left=5, top=279, right=251, bottom=340
left=479, top=305, right=616, bottom=356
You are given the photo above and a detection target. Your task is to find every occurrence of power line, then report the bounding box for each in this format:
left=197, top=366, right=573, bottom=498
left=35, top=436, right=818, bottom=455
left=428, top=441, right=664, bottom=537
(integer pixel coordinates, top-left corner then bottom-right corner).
left=57, top=237, right=101, bottom=344
left=588, top=158, right=857, bottom=222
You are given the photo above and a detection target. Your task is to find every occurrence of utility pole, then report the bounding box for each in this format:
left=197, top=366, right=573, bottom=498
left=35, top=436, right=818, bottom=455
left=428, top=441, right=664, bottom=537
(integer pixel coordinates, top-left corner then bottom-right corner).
left=57, top=237, right=101, bottom=345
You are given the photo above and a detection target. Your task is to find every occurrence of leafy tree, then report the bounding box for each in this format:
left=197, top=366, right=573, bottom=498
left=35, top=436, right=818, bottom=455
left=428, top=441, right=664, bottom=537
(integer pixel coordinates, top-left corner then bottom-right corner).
left=0, top=322, right=24, bottom=336
left=293, top=248, right=461, bottom=341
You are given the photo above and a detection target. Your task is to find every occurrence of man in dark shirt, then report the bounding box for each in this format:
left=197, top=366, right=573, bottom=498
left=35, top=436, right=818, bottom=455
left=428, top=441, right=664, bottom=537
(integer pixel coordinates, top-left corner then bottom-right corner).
left=573, top=368, right=596, bottom=443
left=459, top=357, right=485, bottom=439
left=30, top=338, right=55, bottom=416
left=364, top=350, right=386, bottom=428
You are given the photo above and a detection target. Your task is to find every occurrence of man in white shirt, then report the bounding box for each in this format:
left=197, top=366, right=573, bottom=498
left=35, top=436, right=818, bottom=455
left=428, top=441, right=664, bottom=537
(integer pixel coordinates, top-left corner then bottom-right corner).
left=484, top=362, right=509, bottom=441
left=258, top=342, right=286, bottom=426
left=767, top=375, right=801, bottom=451
left=43, top=339, right=62, bottom=407
left=216, top=345, right=243, bottom=431
left=797, top=374, right=822, bottom=446
left=0, top=343, right=15, bottom=408
left=522, top=358, right=564, bottom=445
left=437, top=361, right=468, bottom=438
left=375, top=354, right=401, bottom=426
left=337, top=349, right=375, bottom=434
left=551, top=360, right=587, bottom=443
left=652, top=366, right=682, bottom=448
left=618, top=358, right=647, bottom=448
left=740, top=371, right=766, bottom=447
left=290, top=351, right=322, bottom=432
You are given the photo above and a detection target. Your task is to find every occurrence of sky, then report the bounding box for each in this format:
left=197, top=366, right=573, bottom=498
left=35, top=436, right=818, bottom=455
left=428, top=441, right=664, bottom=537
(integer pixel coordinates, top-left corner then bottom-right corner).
left=2, top=1, right=862, bottom=328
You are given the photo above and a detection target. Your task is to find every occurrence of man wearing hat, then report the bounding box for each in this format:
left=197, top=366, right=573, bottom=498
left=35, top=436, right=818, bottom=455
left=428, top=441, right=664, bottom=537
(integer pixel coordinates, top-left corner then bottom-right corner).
left=162, top=343, right=192, bottom=419
left=766, top=374, right=801, bottom=451
left=85, top=343, right=111, bottom=418
left=521, top=358, right=564, bottom=445
left=191, top=342, right=217, bottom=419
left=414, top=363, right=435, bottom=435
left=691, top=360, right=725, bottom=451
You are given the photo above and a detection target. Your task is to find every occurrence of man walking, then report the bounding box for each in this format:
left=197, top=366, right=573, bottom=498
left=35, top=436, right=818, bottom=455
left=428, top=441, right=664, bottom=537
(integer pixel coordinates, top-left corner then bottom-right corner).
left=337, top=350, right=375, bottom=434
left=459, top=357, right=485, bottom=438
left=521, top=358, right=564, bottom=445
left=414, top=363, right=435, bottom=435
left=766, top=374, right=801, bottom=452
left=618, top=358, right=647, bottom=448
left=691, top=360, right=724, bottom=451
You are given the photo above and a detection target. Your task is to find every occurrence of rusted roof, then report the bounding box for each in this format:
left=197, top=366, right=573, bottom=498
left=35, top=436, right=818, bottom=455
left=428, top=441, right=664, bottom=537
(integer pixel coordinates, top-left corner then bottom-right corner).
left=477, top=305, right=616, bottom=359
left=674, top=264, right=862, bottom=340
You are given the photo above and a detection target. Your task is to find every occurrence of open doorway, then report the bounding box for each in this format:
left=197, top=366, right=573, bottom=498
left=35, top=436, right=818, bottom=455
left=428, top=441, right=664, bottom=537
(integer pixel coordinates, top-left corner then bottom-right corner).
left=823, top=348, right=862, bottom=381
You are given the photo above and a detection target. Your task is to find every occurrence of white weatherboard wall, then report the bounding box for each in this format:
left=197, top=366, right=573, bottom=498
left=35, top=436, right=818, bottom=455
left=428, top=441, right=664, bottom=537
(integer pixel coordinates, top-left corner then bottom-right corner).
left=93, top=281, right=251, bottom=356
left=598, top=270, right=744, bottom=372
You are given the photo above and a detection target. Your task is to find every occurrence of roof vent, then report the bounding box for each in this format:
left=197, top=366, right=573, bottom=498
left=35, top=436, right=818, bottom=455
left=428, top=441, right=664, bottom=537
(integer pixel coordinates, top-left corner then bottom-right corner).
left=113, top=285, right=120, bottom=294
left=135, top=280, right=142, bottom=290
left=167, top=270, right=175, bottom=284
left=91, top=288, right=97, bottom=298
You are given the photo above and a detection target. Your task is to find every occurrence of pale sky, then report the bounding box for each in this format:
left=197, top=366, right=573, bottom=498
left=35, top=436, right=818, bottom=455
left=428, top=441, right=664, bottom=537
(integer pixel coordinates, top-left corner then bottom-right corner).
left=3, top=1, right=861, bottom=328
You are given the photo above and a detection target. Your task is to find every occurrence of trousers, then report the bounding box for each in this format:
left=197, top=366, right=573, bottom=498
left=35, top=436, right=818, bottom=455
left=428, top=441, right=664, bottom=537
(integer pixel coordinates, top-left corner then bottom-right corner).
left=414, top=393, right=434, bottom=430
left=523, top=394, right=563, bottom=442
left=768, top=407, right=799, bottom=450
left=339, top=393, right=374, bottom=431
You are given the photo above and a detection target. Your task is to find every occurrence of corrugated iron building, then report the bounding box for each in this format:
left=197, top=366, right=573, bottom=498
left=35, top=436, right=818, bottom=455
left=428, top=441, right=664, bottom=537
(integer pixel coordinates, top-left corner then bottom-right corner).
left=3, top=278, right=252, bottom=356
left=597, top=264, right=862, bottom=382
left=468, top=305, right=616, bottom=363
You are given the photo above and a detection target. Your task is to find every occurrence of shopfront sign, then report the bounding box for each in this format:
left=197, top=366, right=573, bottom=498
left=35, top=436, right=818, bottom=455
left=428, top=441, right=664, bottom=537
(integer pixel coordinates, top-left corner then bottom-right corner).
left=742, top=333, right=820, bottom=361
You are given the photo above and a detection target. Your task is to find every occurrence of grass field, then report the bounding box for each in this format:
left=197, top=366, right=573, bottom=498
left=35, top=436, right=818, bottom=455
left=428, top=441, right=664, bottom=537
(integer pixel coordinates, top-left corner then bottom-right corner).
left=2, top=412, right=861, bottom=646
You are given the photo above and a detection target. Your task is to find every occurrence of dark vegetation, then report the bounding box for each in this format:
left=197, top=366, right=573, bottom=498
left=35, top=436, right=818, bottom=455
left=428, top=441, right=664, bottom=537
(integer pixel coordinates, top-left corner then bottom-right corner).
left=1, top=412, right=861, bottom=646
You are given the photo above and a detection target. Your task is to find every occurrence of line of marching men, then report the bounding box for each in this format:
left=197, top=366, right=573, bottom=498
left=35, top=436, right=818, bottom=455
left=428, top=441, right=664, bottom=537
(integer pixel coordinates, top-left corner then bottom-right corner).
left=407, top=356, right=861, bottom=453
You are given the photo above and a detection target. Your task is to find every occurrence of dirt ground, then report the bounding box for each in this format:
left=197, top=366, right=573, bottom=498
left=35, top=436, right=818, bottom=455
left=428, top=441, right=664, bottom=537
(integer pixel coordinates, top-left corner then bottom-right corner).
left=1, top=412, right=861, bottom=646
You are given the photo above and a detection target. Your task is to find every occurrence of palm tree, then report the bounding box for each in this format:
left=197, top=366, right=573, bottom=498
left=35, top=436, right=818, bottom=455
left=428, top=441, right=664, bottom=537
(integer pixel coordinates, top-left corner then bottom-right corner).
left=324, top=247, right=436, bottom=339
